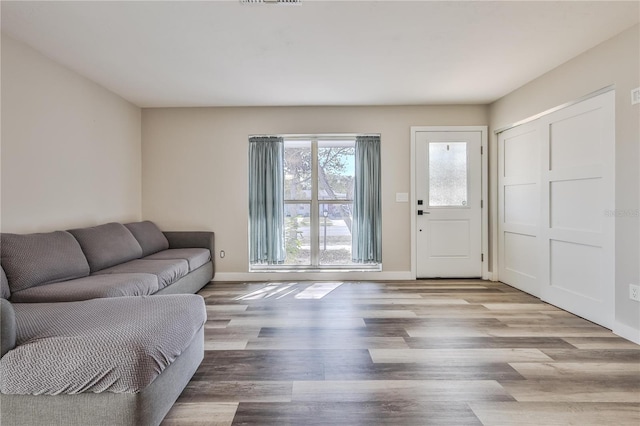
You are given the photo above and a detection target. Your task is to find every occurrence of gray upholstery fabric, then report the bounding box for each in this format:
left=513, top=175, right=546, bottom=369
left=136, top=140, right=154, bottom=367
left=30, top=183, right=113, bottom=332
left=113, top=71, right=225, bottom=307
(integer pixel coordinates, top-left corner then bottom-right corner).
left=0, top=295, right=206, bottom=395
left=154, top=262, right=213, bottom=296
left=1, top=265, right=10, bottom=299
left=1, top=299, right=16, bottom=357
left=68, top=223, right=143, bottom=273
left=0, top=326, right=204, bottom=426
left=94, top=259, right=188, bottom=289
left=124, top=221, right=169, bottom=257
left=163, top=231, right=214, bottom=252
left=1, top=231, right=90, bottom=293
left=144, top=248, right=211, bottom=271
left=10, top=274, right=159, bottom=303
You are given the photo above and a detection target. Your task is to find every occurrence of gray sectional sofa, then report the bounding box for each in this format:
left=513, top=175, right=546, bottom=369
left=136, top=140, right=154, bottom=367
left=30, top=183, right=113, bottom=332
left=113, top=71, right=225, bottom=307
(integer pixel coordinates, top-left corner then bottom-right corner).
left=0, top=221, right=215, bottom=426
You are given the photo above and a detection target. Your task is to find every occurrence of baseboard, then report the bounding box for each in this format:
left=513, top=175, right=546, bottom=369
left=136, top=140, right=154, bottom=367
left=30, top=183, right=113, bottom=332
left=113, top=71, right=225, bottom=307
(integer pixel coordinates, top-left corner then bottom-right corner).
left=613, top=321, right=640, bottom=345
left=213, top=271, right=413, bottom=282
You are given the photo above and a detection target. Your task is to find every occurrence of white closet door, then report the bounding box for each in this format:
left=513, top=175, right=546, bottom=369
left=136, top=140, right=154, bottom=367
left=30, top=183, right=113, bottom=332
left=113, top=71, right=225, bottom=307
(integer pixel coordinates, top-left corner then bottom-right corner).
left=498, top=90, right=615, bottom=328
left=498, top=122, right=541, bottom=297
left=540, top=91, right=615, bottom=328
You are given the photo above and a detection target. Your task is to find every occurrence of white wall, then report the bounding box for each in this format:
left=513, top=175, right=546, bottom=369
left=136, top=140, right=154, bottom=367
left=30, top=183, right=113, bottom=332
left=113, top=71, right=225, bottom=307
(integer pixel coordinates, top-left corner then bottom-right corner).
left=1, top=35, right=142, bottom=233
left=489, top=25, right=640, bottom=340
left=142, top=105, right=488, bottom=279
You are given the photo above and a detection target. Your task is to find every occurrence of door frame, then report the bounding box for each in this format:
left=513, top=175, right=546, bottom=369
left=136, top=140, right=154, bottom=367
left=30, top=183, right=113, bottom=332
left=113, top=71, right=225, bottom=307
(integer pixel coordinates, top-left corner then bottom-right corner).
left=410, top=126, right=490, bottom=280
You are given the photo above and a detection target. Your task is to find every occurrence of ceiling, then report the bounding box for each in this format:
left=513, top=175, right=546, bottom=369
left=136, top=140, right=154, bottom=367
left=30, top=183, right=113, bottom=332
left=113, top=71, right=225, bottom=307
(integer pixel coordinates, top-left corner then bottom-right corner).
left=1, top=1, right=638, bottom=108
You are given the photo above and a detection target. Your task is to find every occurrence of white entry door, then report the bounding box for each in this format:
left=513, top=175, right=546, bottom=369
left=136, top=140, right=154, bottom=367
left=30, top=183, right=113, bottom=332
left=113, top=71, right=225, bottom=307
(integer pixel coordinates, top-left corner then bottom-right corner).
left=415, top=131, right=483, bottom=278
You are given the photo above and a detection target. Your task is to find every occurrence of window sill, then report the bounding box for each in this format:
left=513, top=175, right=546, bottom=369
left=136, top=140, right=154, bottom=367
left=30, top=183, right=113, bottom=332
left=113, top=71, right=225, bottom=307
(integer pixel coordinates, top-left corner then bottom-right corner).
left=249, top=264, right=382, bottom=273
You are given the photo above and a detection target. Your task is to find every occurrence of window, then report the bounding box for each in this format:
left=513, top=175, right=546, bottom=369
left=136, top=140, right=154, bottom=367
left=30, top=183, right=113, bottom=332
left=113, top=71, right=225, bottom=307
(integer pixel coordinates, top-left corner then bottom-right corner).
left=249, top=134, right=381, bottom=271
left=284, top=138, right=355, bottom=267
left=429, top=142, right=468, bottom=207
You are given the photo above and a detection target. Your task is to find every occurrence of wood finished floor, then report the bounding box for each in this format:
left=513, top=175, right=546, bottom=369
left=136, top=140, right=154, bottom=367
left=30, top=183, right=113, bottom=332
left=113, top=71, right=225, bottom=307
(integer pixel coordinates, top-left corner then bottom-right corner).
left=161, top=280, right=640, bottom=425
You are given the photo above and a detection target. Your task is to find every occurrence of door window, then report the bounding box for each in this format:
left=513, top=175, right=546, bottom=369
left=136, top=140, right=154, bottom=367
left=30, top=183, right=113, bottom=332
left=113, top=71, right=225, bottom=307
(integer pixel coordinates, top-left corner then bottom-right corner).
left=428, top=142, right=468, bottom=207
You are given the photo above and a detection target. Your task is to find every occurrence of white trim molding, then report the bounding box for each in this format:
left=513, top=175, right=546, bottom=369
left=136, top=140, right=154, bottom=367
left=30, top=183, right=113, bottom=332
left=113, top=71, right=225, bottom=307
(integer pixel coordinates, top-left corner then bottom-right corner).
left=613, top=321, right=640, bottom=345
left=214, top=271, right=413, bottom=282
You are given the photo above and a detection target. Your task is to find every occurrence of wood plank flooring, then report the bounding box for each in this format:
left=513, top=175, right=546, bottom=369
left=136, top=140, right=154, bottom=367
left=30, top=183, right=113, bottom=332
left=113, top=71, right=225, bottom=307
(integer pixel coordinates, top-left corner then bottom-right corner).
left=161, top=280, right=640, bottom=425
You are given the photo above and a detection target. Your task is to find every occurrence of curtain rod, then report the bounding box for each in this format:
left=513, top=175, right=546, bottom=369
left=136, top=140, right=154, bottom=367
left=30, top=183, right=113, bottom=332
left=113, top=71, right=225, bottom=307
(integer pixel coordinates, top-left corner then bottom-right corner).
left=249, top=133, right=381, bottom=139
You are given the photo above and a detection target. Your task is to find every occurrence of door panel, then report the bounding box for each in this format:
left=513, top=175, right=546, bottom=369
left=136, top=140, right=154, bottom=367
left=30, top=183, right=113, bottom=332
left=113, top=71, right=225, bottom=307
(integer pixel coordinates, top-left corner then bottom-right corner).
left=416, top=131, right=482, bottom=278
left=504, top=232, right=538, bottom=280
left=549, top=240, right=603, bottom=300
left=540, top=91, right=614, bottom=328
left=498, top=90, right=614, bottom=329
left=550, top=178, right=603, bottom=232
left=549, top=108, right=603, bottom=170
left=428, top=220, right=470, bottom=256
left=504, top=184, right=538, bottom=226
left=498, top=122, right=541, bottom=297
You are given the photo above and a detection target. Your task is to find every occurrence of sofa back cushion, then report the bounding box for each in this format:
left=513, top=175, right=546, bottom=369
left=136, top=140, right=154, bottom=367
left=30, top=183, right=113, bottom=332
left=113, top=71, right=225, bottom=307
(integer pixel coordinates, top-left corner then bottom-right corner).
left=68, top=223, right=143, bottom=273
left=1, top=231, right=90, bottom=293
left=124, top=221, right=169, bottom=257
left=1, top=266, right=9, bottom=299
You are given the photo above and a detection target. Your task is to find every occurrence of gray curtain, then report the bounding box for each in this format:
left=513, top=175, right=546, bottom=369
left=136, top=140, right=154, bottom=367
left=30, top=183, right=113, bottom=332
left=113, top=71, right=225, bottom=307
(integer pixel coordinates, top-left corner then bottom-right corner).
left=248, top=137, right=285, bottom=264
left=352, top=135, right=382, bottom=263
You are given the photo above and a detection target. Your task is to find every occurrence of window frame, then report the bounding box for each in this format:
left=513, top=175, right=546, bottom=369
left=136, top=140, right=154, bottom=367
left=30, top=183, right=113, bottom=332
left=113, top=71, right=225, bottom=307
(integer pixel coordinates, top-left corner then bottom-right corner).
left=250, top=133, right=381, bottom=272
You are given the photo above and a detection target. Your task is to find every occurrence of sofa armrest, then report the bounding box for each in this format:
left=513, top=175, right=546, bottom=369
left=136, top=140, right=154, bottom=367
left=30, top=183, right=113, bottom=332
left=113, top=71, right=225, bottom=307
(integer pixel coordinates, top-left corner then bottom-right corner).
left=1, top=298, right=16, bottom=357
left=163, top=232, right=215, bottom=254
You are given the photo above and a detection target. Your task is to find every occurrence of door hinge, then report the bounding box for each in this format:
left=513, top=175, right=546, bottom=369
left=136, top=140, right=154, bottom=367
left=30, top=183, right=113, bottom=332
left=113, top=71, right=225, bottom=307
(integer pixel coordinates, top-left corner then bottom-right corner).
left=481, top=254, right=484, bottom=262
left=481, top=200, right=483, bottom=208
left=480, top=146, right=483, bottom=155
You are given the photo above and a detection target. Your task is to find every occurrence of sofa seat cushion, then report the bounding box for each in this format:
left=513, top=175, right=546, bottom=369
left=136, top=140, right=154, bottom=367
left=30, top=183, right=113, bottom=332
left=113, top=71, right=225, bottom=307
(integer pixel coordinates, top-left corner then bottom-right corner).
left=0, top=295, right=206, bottom=395
left=1, top=231, right=90, bottom=293
left=94, top=259, right=188, bottom=289
left=68, top=223, right=143, bottom=273
left=10, top=274, right=160, bottom=303
left=144, top=248, right=211, bottom=272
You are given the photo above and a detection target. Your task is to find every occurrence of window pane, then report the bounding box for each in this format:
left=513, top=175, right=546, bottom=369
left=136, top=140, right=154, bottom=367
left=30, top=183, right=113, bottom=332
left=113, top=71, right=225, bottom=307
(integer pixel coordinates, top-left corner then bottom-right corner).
left=284, top=141, right=312, bottom=200
left=319, top=203, right=353, bottom=265
left=429, top=142, right=468, bottom=207
left=318, top=140, right=354, bottom=200
left=283, top=203, right=311, bottom=265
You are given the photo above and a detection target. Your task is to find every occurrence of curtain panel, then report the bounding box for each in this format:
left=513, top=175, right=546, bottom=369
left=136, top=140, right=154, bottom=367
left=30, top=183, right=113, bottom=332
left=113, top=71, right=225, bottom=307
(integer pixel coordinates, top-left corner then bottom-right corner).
left=248, top=137, right=285, bottom=264
left=352, top=135, right=382, bottom=263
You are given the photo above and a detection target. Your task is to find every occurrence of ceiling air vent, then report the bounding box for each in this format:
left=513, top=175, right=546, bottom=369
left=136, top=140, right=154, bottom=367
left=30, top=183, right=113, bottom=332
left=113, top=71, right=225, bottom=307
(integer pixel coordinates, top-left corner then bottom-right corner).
left=241, top=0, right=301, bottom=4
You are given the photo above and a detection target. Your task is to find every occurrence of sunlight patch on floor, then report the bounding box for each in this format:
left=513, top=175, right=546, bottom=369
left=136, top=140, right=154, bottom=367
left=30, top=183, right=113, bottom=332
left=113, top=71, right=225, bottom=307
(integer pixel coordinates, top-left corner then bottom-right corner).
left=234, top=282, right=343, bottom=301
left=294, top=282, right=343, bottom=299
